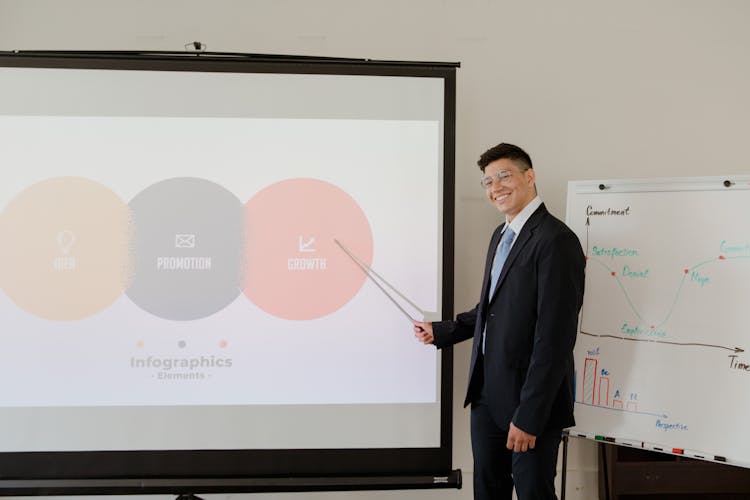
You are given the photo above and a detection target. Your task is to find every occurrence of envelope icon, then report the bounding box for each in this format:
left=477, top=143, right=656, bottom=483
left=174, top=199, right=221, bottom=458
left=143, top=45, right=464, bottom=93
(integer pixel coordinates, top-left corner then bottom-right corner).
left=175, top=234, right=196, bottom=249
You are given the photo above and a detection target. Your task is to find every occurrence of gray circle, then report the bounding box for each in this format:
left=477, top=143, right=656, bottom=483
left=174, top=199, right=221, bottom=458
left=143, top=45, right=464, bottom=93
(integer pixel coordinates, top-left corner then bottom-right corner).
left=126, top=177, right=243, bottom=320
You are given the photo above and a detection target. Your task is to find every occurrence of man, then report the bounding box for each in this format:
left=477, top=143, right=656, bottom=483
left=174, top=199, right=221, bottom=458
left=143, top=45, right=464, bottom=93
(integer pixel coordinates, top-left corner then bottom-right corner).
left=414, top=143, right=585, bottom=500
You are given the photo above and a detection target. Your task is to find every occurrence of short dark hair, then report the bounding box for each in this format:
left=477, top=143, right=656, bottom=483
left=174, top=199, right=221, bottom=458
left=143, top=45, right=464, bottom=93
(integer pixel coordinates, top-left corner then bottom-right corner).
left=477, top=143, right=533, bottom=172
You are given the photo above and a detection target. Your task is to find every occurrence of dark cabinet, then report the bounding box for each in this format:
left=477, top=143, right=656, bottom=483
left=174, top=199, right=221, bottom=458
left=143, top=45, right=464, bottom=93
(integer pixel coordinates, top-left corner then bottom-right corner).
left=598, top=443, right=750, bottom=500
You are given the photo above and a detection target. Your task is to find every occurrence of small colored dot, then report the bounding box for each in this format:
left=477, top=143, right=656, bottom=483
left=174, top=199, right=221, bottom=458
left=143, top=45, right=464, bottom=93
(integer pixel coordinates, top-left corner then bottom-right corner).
left=684, top=269, right=689, bottom=274
left=719, top=255, right=726, bottom=260
left=178, top=341, right=187, bottom=348
left=611, top=272, right=616, bottom=276
left=219, top=340, right=228, bottom=348
left=136, top=340, right=144, bottom=348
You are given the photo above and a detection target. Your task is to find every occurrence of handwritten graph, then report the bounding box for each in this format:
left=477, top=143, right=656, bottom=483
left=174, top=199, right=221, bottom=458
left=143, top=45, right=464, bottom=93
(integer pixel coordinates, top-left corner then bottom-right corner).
left=567, top=176, right=750, bottom=468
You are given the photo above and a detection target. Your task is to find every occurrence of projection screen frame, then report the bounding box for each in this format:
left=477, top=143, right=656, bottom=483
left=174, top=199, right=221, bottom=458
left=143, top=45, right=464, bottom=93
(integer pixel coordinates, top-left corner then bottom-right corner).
left=0, top=50, right=459, bottom=494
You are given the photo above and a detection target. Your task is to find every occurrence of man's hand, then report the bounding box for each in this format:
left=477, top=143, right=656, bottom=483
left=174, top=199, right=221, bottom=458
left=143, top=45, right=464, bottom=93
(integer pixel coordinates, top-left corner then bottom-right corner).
left=506, top=422, right=536, bottom=452
left=413, top=321, right=434, bottom=344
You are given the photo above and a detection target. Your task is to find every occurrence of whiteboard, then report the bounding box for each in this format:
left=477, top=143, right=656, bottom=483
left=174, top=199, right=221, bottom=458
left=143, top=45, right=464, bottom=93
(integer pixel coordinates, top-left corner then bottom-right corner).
left=566, top=176, right=750, bottom=468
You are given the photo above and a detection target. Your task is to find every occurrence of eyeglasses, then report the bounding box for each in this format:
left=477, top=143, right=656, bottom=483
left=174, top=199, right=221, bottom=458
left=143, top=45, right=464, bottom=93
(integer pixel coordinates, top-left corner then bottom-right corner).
left=480, top=170, right=514, bottom=189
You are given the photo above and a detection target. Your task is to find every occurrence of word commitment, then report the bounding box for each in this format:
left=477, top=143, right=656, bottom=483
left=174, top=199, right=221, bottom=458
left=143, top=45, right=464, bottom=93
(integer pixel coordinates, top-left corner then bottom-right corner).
left=720, top=240, right=750, bottom=256
left=586, top=205, right=631, bottom=217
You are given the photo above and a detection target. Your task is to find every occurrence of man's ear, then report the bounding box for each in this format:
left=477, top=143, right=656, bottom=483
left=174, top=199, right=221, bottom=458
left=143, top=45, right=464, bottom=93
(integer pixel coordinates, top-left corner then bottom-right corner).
left=525, top=167, right=536, bottom=186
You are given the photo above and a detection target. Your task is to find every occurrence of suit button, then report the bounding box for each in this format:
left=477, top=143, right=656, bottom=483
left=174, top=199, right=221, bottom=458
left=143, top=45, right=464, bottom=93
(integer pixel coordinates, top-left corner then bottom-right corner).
left=489, top=313, right=495, bottom=317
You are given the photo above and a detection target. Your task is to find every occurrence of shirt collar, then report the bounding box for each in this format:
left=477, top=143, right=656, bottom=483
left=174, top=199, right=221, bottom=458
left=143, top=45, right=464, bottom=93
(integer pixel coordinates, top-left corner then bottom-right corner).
left=505, top=196, right=542, bottom=236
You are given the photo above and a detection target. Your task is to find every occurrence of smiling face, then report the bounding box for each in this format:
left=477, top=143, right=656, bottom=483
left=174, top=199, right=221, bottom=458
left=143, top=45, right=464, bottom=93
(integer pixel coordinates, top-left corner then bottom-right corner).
left=483, top=158, right=537, bottom=222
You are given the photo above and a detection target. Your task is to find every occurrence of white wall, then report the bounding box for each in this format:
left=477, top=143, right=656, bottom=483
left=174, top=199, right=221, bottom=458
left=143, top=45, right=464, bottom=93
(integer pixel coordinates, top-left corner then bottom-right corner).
left=2, top=1, right=749, bottom=499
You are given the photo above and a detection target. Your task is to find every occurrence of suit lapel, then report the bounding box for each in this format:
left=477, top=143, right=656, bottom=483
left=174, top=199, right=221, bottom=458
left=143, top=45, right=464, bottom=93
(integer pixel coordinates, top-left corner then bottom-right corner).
left=489, top=204, right=548, bottom=304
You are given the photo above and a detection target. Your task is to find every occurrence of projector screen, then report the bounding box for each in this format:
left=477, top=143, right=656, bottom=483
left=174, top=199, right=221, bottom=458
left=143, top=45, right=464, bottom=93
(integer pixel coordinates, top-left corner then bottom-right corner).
left=0, top=52, right=457, bottom=492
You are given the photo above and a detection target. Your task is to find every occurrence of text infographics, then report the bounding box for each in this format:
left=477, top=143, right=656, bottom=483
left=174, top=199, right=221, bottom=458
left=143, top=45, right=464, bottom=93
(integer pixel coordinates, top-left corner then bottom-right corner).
left=0, top=176, right=372, bottom=321
left=567, top=177, right=750, bottom=468
left=0, top=115, right=440, bottom=414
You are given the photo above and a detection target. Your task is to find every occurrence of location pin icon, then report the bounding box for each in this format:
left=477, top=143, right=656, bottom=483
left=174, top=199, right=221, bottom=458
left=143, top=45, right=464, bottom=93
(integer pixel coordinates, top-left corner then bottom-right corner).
left=57, top=229, right=76, bottom=255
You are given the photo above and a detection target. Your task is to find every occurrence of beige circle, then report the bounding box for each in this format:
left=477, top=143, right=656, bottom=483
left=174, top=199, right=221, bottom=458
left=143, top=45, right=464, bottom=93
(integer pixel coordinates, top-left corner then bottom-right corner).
left=0, top=177, right=131, bottom=320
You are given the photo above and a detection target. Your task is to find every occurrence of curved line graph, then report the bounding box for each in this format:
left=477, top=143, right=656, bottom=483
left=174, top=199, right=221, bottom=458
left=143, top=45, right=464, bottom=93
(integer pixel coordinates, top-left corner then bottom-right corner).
left=581, top=220, right=747, bottom=353
left=585, top=254, right=750, bottom=329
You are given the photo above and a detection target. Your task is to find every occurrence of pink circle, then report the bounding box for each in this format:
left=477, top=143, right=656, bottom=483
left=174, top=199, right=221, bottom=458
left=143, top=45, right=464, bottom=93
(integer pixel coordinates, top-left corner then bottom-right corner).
left=243, top=179, right=373, bottom=320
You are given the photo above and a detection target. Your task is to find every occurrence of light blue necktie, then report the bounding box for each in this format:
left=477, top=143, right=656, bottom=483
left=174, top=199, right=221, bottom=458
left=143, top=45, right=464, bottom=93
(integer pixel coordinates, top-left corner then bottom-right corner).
left=489, top=227, right=515, bottom=296
left=482, top=227, right=515, bottom=353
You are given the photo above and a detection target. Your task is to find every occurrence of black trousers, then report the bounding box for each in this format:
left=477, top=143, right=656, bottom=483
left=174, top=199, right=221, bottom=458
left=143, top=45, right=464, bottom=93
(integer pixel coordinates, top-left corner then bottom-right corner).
left=471, top=381, right=562, bottom=500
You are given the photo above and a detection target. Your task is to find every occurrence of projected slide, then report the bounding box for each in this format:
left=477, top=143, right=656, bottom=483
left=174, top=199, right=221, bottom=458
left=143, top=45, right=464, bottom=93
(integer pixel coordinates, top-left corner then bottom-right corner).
left=0, top=115, right=440, bottom=410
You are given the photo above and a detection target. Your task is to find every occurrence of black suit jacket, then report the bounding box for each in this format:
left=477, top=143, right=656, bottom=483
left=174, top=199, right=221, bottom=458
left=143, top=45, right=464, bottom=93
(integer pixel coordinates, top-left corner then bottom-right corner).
left=434, top=203, right=585, bottom=435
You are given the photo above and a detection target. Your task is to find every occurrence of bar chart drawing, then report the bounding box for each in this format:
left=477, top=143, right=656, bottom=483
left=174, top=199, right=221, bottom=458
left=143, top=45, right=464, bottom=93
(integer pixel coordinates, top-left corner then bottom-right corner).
left=582, top=357, right=597, bottom=405
left=598, top=373, right=610, bottom=407
left=577, top=354, right=657, bottom=417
